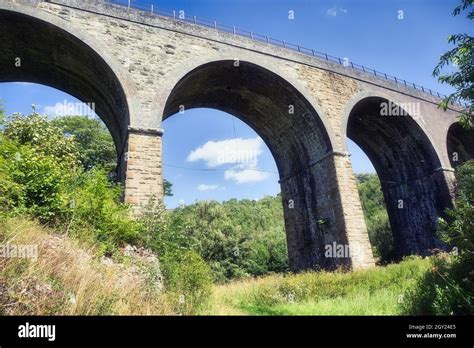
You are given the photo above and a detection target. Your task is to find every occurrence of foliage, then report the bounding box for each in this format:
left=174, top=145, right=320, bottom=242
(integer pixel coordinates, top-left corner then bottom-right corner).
left=163, top=178, right=173, bottom=197
left=433, top=0, right=473, bottom=126
left=225, top=256, right=431, bottom=315
left=51, top=115, right=174, bottom=195
left=154, top=197, right=289, bottom=282
left=51, top=116, right=117, bottom=171
left=61, top=168, right=143, bottom=256
left=0, top=217, right=174, bottom=315
left=402, top=160, right=474, bottom=314
left=356, top=174, right=395, bottom=264
left=0, top=111, right=143, bottom=253
left=0, top=139, right=70, bottom=221
left=3, top=112, right=80, bottom=168
left=160, top=250, right=213, bottom=314
left=0, top=113, right=79, bottom=221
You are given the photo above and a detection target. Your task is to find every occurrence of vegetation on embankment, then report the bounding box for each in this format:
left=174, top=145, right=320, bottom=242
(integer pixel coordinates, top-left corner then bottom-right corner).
left=208, top=256, right=432, bottom=315
left=0, top=110, right=472, bottom=315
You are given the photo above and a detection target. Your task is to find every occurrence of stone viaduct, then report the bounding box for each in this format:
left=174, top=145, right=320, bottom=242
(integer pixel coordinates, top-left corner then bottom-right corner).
left=1, top=0, right=472, bottom=272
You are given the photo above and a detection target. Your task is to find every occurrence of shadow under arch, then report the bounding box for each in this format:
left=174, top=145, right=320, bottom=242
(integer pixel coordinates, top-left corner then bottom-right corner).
left=345, top=95, right=453, bottom=258
left=161, top=59, right=373, bottom=271
left=447, top=122, right=474, bottom=167
left=0, top=5, right=133, bottom=177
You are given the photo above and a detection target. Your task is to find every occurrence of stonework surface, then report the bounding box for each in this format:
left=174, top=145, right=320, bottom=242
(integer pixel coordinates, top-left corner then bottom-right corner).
left=0, top=0, right=467, bottom=272
left=124, top=132, right=163, bottom=210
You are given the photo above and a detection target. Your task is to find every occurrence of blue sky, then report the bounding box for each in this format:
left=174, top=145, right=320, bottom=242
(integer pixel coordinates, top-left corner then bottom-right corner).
left=0, top=0, right=471, bottom=208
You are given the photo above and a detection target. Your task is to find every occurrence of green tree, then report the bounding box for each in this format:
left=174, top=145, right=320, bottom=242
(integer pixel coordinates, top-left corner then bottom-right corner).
left=164, top=178, right=173, bottom=197
left=155, top=196, right=289, bottom=282
left=52, top=116, right=116, bottom=171
left=433, top=0, right=473, bottom=126
left=4, top=112, right=79, bottom=168
left=51, top=115, right=174, bottom=195
left=356, top=174, right=395, bottom=264
left=0, top=112, right=80, bottom=220
left=403, top=160, right=474, bottom=314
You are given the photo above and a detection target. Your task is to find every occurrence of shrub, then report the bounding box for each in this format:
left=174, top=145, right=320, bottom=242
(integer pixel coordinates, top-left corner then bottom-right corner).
left=357, top=173, right=395, bottom=264
left=3, top=112, right=79, bottom=169
left=51, top=116, right=117, bottom=172
left=61, top=167, right=141, bottom=255
left=0, top=112, right=80, bottom=221
left=0, top=137, right=72, bottom=221
left=163, top=197, right=289, bottom=282
left=161, top=250, right=213, bottom=314
left=402, top=160, right=474, bottom=314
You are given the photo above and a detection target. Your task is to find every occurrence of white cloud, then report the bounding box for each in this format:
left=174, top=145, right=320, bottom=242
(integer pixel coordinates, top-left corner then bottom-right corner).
left=187, top=137, right=270, bottom=184
left=197, top=184, right=220, bottom=191
left=326, top=6, right=347, bottom=17
left=187, top=137, right=263, bottom=168
left=224, top=168, right=269, bottom=184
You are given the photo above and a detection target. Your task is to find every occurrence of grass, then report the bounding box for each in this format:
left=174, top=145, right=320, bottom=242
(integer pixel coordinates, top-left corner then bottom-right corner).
left=208, top=257, right=432, bottom=315
left=1, top=216, right=433, bottom=316
left=0, top=217, right=174, bottom=315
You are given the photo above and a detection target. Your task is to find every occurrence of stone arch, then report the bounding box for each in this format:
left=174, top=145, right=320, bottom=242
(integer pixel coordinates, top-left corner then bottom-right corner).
left=342, top=93, right=453, bottom=258
left=447, top=122, right=474, bottom=167
left=0, top=3, right=137, bottom=177
left=159, top=59, right=374, bottom=271
left=152, top=56, right=338, bottom=147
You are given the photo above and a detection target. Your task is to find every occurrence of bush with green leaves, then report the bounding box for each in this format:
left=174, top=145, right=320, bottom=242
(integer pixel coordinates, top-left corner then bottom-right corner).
left=61, top=168, right=142, bottom=255
left=357, top=173, right=395, bottom=264
left=155, top=197, right=289, bottom=282
left=3, top=112, right=80, bottom=168
left=402, top=160, right=474, bottom=315
left=51, top=116, right=117, bottom=171
left=0, top=111, right=141, bottom=253
left=160, top=250, right=213, bottom=314
left=0, top=113, right=79, bottom=221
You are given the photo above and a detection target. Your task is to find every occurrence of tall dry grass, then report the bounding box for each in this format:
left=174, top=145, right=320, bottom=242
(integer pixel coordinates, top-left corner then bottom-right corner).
left=0, top=217, right=174, bottom=315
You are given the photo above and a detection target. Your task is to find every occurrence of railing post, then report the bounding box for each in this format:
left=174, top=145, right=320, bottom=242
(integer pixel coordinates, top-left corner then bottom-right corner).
left=283, top=41, right=286, bottom=48
left=250, top=32, right=253, bottom=39
left=128, top=0, right=131, bottom=9
left=173, top=10, right=176, bottom=18
left=151, top=4, right=153, bottom=13
left=362, top=66, right=365, bottom=72
left=384, top=73, right=387, bottom=79
left=404, top=80, right=407, bottom=86
left=394, top=76, right=397, bottom=83
left=297, top=45, right=300, bottom=52
left=214, top=21, right=217, bottom=29
left=193, top=16, right=197, bottom=24
left=266, top=36, right=269, bottom=43
left=325, top=53, right=328, bottom=60
left=338, top=58, right=342, bottom=64
left=311, top=49, right=315, bottom=56
left=233, top=26, right=236, bottom=35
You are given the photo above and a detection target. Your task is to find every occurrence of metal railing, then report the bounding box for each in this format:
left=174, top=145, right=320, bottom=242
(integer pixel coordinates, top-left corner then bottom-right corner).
left=103, top=0, right=464, bottom=106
